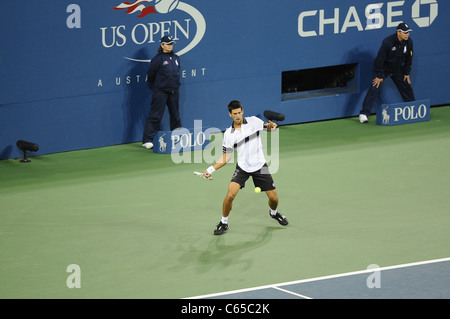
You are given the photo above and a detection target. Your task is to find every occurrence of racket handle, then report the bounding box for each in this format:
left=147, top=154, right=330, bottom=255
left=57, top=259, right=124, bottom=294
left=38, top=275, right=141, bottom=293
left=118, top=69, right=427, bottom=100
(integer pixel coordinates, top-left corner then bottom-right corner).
left=194, top=171, right=213, bottom=180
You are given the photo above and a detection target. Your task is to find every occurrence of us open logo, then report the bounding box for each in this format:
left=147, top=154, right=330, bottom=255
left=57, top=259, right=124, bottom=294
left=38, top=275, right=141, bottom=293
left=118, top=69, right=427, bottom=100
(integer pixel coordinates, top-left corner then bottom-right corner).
left=101, top=0, right=206, bottom=62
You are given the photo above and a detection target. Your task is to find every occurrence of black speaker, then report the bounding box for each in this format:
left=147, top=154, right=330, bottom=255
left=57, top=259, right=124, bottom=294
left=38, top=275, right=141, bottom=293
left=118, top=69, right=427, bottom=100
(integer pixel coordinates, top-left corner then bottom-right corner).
left=263, top=110, right=285, bottom=122
left=16, top=140, right=39, bottom=163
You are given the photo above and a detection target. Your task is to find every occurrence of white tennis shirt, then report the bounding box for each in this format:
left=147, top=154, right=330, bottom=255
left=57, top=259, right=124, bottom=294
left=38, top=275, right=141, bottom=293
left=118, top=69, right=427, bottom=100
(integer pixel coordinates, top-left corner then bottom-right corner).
left=222, top=116, right=266, bottom=173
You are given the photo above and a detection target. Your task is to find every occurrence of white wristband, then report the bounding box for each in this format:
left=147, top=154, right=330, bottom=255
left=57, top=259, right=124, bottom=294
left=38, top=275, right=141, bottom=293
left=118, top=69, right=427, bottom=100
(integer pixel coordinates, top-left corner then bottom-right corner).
left=206, top=166, right=216, bottom=175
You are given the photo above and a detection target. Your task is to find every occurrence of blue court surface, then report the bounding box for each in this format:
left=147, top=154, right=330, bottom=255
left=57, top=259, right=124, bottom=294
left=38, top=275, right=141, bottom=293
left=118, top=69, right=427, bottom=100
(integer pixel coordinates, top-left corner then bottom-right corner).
left=189, top=258, right=450, bottom=299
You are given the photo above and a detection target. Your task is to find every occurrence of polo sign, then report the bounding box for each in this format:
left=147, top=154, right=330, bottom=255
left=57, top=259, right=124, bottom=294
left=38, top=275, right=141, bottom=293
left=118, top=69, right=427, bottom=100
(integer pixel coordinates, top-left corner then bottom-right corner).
left=153, top=120, right=221, bottom=153
left=376, top=99, right=430, bottom=126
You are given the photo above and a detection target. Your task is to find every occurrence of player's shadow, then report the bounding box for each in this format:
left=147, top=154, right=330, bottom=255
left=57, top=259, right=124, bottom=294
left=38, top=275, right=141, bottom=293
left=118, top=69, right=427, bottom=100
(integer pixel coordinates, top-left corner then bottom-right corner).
left=121, top=48, right=152, bottom=143
left=0, top=145, right=12, bottom=160
left=171, top=226, right=285, bottom=274
left=343, top=46, right=376, bottom=117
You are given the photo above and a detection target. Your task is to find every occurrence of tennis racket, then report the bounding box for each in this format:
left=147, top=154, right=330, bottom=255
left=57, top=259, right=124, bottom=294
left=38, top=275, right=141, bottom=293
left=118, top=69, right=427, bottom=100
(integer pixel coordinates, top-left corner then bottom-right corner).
left=194, top=171, right=213, bottom=180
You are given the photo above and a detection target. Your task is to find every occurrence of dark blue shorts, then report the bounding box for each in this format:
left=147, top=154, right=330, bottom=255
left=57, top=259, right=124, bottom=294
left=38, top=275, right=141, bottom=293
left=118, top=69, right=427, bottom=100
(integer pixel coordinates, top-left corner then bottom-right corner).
left=231, top=164, right=276, bottom=191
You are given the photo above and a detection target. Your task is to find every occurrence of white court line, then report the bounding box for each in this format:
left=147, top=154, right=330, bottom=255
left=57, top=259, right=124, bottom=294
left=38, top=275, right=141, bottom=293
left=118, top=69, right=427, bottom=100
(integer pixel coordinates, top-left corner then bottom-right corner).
left=186, top=257, right=450, bottom=299
left=272, top=286, right=312, bottom=299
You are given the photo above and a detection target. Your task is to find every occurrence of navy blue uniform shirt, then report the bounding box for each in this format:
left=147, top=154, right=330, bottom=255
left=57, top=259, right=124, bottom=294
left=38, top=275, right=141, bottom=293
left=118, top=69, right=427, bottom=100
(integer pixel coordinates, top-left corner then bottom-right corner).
left=373, top=33, right=413, bottom=78
left=147, top=51, right=181, bottom=91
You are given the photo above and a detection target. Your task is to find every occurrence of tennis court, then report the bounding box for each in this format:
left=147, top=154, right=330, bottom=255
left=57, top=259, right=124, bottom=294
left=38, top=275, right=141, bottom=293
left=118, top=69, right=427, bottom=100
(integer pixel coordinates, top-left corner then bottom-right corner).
left=191, top=258, right=450, bottom=299
left=1, top=106, right=449, bottom=299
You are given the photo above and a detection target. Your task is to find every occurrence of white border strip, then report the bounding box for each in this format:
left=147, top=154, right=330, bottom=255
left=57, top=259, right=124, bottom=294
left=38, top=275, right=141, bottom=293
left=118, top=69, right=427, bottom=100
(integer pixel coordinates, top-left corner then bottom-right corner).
left=186, top=257, right=450, bottom=299
left=272, top=286, right=312, bottom=299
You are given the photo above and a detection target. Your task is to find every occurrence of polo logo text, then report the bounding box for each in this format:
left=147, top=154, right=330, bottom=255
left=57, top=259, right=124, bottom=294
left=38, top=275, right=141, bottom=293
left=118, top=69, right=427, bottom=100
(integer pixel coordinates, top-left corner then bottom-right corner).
left=153, top=120, right=221, bottom=154
left=377, top=99, right=430, bottom=126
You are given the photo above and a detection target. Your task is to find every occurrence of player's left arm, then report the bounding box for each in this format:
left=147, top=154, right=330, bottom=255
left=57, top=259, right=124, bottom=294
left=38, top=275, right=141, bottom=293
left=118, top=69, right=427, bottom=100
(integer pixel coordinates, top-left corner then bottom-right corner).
left=264, top=120, right=277, bottom=132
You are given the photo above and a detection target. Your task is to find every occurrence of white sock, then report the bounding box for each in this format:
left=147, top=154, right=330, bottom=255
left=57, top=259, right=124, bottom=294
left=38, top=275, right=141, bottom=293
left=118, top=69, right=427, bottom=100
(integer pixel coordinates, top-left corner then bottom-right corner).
left=270, top=209, right=278, bottom=216
left=221, top=216, right=228, bottom=224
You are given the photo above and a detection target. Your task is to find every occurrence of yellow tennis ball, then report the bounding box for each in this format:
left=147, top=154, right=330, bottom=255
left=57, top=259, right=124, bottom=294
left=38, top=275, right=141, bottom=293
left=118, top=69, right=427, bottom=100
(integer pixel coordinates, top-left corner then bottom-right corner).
left=255, top=187, right=261, bottom=193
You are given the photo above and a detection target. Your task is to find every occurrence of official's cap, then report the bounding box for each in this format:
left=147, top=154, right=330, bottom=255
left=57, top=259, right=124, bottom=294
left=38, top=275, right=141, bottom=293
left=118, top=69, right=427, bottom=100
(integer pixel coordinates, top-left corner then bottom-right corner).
left=161, top=36, right=175, bottom=44
left=397, top=23, right=412, bottom=33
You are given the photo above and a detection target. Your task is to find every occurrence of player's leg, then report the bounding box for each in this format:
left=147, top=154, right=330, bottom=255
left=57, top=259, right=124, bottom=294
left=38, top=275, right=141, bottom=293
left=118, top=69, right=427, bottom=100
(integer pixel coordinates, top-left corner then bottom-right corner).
left=265, top=189, right=288, bottom=226
left=253, top=165, right=289, bottom=226
left=222, top=182, right=241, bottom=218
left=265, top=189, right=278, bottom=211
left=213, top=182, right=240, bottom=235
left=213, top=166, right=248, bottom=235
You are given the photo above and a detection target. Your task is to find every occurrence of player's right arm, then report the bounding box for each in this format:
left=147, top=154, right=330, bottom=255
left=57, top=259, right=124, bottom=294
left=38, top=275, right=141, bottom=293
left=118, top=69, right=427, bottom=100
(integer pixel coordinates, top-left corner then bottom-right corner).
left=203, top=152, right=232, bottom=178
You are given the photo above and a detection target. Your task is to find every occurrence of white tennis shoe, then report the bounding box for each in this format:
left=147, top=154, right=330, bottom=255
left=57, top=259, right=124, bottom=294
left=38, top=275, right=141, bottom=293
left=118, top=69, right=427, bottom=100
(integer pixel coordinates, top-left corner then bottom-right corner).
left=142, top=142, right=153, bottom=149
left=359, top=114, right=368, bottom=123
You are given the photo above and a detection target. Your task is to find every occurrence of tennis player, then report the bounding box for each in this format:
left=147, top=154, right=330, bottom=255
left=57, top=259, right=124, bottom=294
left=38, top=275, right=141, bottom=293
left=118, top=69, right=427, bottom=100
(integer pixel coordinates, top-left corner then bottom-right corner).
left=203, top=100, right=288, bottom=235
